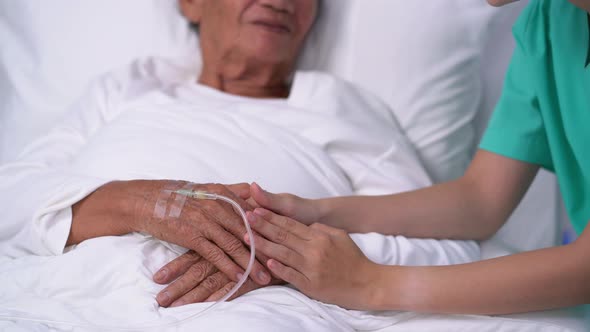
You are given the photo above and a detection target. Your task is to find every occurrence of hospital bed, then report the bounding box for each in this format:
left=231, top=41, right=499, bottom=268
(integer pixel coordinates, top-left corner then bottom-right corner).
left=0, top=0, right=588, bottom=331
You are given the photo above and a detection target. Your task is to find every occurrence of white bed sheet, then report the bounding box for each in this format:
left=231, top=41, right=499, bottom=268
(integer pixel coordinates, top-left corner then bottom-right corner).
left=0, top=234, right=477, bottom=332
left=1, top=235, right=585, bottom=332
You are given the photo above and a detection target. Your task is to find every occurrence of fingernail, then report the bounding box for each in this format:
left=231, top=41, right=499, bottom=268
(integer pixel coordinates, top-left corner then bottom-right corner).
left=157, top=291, right=170, bottom=304
left=244, top=233, right=250, bottom=244
left=236, top=273, right=244, bottom=280
left=155, top=269, right=168, bottom=281
left=258, top=271, right=270, bottom=283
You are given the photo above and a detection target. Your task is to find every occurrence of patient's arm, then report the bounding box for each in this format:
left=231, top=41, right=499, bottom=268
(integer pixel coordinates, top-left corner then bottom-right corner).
left=68, top=180, right=271, bottom=286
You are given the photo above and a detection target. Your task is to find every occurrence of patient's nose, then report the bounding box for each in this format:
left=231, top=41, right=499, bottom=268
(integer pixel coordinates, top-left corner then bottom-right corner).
left=258, top=0, right=295, bottom=14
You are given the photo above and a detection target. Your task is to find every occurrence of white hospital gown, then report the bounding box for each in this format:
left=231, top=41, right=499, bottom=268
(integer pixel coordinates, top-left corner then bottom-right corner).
left=0, top=57, right=479, bottom=331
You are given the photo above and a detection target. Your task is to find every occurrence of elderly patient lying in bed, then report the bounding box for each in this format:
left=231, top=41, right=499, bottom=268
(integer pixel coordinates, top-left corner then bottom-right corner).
left=0, top=0, right=479, bottom=314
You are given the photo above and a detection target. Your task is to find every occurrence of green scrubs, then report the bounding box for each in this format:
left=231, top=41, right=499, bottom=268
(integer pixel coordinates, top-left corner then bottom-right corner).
left=480, top=0, right=590, bottom=235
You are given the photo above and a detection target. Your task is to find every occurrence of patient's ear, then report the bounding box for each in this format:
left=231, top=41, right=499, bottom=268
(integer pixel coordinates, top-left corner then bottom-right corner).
left=179, top=0, right=203, bottom=24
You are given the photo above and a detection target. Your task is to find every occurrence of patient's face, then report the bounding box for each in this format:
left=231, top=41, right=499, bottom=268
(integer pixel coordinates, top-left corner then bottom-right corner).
left=182, top=0, right=318, bottom=66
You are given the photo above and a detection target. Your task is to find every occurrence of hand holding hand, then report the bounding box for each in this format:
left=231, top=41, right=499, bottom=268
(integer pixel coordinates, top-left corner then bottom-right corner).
left=244, top=208, right=379, bottom=310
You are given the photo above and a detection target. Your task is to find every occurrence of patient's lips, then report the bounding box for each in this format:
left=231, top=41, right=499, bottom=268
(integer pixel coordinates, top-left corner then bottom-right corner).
left=251, top=19, right=291, bottom=34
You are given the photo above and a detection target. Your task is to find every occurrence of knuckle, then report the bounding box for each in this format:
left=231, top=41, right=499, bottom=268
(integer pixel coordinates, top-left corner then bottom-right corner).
left=174, top=251, right=199, bottom=268
left=187, top=263, right=208, bottom=281
left=220, top=283, right=234, bottom=296
left=274, top=229, right=289, bottom=244
left=190, top=235, right=208, bottom=249
left=224, top=238, right=245, bottom=256
left=283, top=217, right=296, bottom=228
left=202, top=274, right=224, bottom=291
left=186, top=250, right=201, bottom=259
left=205, top=247, right=224, bottom=264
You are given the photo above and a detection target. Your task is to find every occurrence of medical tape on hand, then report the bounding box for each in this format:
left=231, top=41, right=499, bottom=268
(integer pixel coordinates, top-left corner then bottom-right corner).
left=168, top=182, right=196, bottom=218
left=153, top=182, right=183, bottom=219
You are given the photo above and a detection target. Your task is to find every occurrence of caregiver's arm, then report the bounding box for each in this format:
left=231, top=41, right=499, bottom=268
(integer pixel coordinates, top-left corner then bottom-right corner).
left=249, top=208, right=590, bottom=314
left=374, top=228, right=590, bottom=314
left=253, top=150, right=539, bottom=241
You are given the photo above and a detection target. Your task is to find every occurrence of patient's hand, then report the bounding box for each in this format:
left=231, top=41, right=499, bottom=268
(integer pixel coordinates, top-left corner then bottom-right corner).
left=132, top=181, right=272, bottom=286
left=154, top=250, right=283, bottom=307
left=69, top=180, right=272, bottom=286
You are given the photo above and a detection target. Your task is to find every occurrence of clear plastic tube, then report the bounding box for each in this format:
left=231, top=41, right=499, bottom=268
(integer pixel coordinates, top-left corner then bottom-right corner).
left=0, top=191, right=255, bottom=331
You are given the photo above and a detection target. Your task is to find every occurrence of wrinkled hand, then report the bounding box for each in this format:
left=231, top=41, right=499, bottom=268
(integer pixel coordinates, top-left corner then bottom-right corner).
left=244, top=208, right=378, bottom=310
left=248, top=182, right=320, bottom=225
left=154, top=250, right=283, bottom=307
left=135, top=181, right=270, bottom=286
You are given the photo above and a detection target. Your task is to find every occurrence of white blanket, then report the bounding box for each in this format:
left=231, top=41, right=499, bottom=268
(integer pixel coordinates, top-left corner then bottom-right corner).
left=0, top=234, right=479, bottom=332
left=0, top=58, right=483, bottom=331
left=0, top=235, right=579, bottom=332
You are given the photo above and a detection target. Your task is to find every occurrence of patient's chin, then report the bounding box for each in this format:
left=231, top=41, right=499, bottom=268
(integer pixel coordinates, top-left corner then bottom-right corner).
left=242, top=36, right=297, bottom=66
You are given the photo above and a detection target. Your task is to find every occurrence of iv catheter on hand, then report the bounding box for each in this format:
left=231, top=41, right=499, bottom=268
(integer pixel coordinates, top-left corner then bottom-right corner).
left=170, top=189, right=257, bottom=303
left=0, top=190, right=256, bottom=331
left=171, top=189, right=257, bottom=305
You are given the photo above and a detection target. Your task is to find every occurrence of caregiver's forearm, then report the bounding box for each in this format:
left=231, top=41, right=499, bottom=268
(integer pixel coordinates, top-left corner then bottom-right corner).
left=316, top=150, right=538, bottom=240
left=317, top=179, right=487, bottom=239
left=66, top=180, right=150, bottom=246
left=374, top=229, right=590, bottom=314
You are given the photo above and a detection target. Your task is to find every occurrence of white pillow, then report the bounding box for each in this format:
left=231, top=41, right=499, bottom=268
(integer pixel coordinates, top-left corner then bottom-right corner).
left=303, top=0, right=501, bottom=183
left=0, top=0, right=198, bottom=163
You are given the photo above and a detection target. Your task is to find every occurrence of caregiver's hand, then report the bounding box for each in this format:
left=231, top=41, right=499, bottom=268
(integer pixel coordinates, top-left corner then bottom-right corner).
left=249, top=182, right=321, bottom=225
left=154, top=250, right=283, bottom=307
left=244, top=208, right=380, bottom=310
left=69, top=180, right=270, bottom=286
